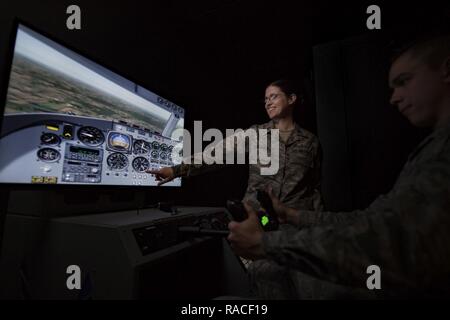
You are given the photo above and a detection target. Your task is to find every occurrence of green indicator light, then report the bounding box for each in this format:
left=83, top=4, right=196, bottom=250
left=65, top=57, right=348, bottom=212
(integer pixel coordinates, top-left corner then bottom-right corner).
left=261, top=215, right=269, bottom=226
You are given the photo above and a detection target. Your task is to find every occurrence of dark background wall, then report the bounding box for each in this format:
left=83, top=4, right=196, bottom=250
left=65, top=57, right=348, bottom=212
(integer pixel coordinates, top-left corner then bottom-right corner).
left=0, top=0, right=449, bottom=214
left=314, top=36, right=431, bottom=211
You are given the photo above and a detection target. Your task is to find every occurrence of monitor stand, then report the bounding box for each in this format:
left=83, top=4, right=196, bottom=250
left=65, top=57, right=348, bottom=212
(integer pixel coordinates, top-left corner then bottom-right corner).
left=0, top=206, right=251, bottom=299
left=7, top=189, right=146, bottom=218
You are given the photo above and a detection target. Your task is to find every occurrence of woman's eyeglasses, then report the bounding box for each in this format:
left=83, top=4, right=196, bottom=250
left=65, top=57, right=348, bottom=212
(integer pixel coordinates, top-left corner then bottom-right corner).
left=264, top=93, right=284, bottom=104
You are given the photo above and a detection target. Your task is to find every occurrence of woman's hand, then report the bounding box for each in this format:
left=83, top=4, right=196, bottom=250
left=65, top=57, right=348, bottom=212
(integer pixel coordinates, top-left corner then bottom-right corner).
left=145, top=167, right=176, bottom=186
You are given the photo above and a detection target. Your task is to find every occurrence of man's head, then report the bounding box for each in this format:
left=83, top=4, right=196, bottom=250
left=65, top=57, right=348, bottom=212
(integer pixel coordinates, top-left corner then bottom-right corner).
left=389, top=34, right=450, bottom=128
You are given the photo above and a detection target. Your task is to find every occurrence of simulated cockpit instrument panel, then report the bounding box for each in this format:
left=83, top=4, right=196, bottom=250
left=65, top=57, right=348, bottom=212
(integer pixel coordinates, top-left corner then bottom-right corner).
left=0, top=24, right=184, bottom=186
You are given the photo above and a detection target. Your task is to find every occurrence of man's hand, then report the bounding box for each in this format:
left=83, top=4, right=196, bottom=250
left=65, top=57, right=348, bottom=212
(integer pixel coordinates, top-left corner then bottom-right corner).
left=227, top=203, right=266, bottom=260
left=145, top=167, right=175, bottom=186
left=266, top=186, right=299, bottom=225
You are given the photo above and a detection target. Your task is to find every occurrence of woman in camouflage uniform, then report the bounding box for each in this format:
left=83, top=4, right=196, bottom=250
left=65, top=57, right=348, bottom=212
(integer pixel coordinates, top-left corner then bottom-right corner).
left=147, top=79, right=323, bottom=212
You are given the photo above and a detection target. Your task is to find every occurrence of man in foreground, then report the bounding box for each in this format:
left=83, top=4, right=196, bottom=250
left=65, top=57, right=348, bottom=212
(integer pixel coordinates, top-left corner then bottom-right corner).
left=228, top=33, right=450, bottom=298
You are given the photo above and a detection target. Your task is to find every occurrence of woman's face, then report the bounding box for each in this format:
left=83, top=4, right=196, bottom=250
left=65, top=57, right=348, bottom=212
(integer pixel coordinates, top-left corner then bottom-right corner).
left=264, top=85, right=296, bottom=120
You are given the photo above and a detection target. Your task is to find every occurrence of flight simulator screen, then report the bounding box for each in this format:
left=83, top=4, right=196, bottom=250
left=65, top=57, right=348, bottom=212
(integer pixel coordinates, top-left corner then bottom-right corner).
left=0, top=24, right=184, bottom=186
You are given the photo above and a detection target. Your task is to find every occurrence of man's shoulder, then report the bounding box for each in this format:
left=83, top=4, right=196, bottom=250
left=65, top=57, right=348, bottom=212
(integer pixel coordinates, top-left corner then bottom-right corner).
left=412, top=122, right=450, bottom=163
left=435, top=121, right=450, bottom=155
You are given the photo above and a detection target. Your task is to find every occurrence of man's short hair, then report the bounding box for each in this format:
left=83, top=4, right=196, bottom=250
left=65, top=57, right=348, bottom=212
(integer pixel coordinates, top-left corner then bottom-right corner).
left=392, top=33, right=450, bottom=69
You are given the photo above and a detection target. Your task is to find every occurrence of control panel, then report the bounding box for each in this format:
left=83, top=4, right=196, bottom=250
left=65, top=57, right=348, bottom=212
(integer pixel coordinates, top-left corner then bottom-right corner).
left=0, top=114, right=182, bottom=186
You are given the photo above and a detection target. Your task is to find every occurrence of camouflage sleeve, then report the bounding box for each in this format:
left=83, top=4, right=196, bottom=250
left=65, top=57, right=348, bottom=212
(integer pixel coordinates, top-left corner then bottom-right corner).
left=171, top=163, right=190, bottom=177
left=295, top=202, right=382, bottom=227
left=310, top=137, right=324, bottom=211
left=171, top=125, right=257, bottom=178
left=171, top=162, right=225, bottom=178
left=262, top=156, right=450, bottom=293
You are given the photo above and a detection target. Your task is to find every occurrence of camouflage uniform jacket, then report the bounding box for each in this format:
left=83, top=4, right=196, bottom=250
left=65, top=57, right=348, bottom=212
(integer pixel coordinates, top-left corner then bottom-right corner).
left=263, top=121, right=450, bottom=297
left=172, top=120, right=323, bottom=210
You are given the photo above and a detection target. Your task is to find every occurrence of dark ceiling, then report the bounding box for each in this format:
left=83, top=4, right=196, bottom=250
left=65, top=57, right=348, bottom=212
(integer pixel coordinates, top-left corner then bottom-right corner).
left=0, top=0, right=448, bottom=131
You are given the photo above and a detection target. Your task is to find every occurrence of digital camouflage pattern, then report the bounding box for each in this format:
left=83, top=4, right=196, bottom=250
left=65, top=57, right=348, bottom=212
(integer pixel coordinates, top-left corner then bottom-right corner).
left=172, top=120, right=323, bottom=211
left=259, top=121, right=450, bottom=298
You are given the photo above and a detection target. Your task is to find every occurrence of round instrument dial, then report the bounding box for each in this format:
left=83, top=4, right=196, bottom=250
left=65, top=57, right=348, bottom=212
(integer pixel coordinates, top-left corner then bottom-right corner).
left=151, top=150, right=159, bottom=159
left=40, top=133, right=60, bottom=146
left=151, top=141, right=160, bottom=150
left=108, top=132, right=131, bottom=152
left=132, top=157, right=150, bottom=172
left=78, top=126, right=105, bottom=146
left=160, top=143, right=168, bottom=152
left=133, top=140, right=151, bottom=155
left=37, top=148, right=60, bottom=162
left=107, top=152, right=128, bottom=171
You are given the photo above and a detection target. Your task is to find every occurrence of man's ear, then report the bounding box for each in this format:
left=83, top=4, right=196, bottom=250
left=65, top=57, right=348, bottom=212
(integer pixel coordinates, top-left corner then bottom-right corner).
left=288, top=94, right=297, bottom=105
left=443, top=56, right=450, bottom=83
